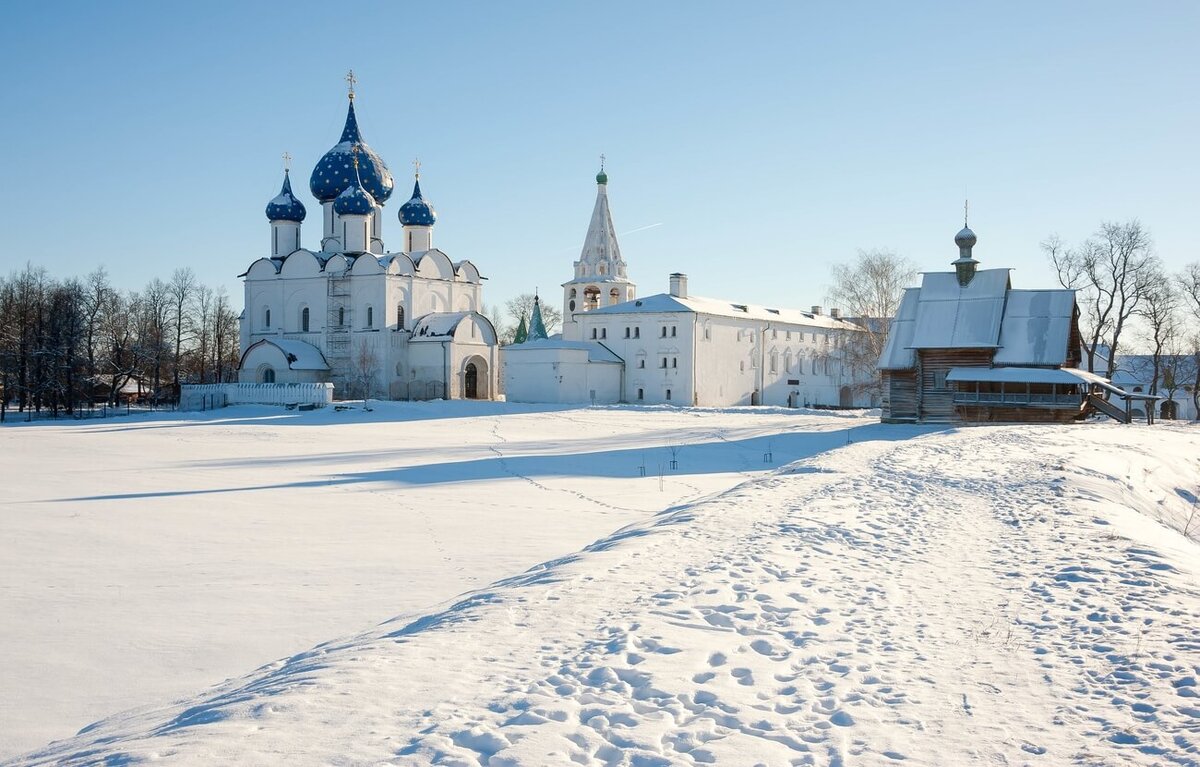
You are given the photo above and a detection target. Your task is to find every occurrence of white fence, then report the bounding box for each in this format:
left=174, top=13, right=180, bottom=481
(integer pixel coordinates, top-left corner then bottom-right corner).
left=180, top=383, right=334, bottom=411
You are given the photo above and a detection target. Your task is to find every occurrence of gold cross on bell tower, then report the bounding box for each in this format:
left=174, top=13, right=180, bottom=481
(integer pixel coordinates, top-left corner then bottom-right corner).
left=282, top=151, right=292, bottom=172
left=345, top=69, right=357, bottom=100
left=413, top=157, right=421, bottom=179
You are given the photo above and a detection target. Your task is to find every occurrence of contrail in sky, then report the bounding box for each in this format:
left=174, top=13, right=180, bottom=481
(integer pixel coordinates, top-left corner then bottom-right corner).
left=555, top=222, right=664, bottom=253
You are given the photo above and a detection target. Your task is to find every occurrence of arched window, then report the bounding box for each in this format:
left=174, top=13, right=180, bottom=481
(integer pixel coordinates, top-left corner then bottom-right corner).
left=338, top=306, right=345, bottom=326
left=260, top=366, right=275, bottom=383
left=397, top=304, right=405, bottom=329
left=570, top=288, right=577, bottom=298
left=770, top=351, right=778, bottom=373
left=366, top=306, right=374, bottom=328
left=785, top=351, right=794, bottom=373
left=301, top=307, right=310, bottom=333
left=584, top=286, right=600, bottom=310
left=812, top=357, right=819, bottom=375
left=264, top=307, right=271, bottom=329
left=610, top=288, right=619, bottom=305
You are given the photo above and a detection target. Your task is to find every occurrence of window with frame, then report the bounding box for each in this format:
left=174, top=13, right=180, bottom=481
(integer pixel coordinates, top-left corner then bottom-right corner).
left=301, top=307, right=310, bottom=332
left=366, top=306, right=374, bottom=328
left=637, top=388, right=644, bottom=400
left=661, top=357, right=668, bottom=368
left=264, top=307, right=271, bottom=328
left=634, top=327, right=640, bottom=338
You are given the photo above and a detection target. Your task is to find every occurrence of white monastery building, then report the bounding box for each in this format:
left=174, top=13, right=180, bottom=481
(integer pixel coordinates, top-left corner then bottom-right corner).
left=238, top=75, right=498, bottom=400
left=504, top=169, right=872, bottom=407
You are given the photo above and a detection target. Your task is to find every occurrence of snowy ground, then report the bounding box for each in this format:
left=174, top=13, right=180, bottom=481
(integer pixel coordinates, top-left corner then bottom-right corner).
left=5, top=410, right=1200, bottom=766
left=0, top=402, right=878, bottom=759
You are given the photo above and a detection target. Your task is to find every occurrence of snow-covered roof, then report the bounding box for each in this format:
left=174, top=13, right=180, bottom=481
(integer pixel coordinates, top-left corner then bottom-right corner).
left=992, top=290, right=1076, bottom=366
left=909, top=269, right=1011, bottom=349
left=877, top=288, right=919, bottom=370
left=879, top=270, right=1079, bottom=372
left=587, top=293, right=863, bottom=330
left=508, top=338, right=623, bottom=363
left=410, top=312, right=471, bottom=340
left=947, top=366, right=1107, bottom=386
left=1111, top=354, right=1200, bottom=388
left=242, top=338, right=330, bottom=370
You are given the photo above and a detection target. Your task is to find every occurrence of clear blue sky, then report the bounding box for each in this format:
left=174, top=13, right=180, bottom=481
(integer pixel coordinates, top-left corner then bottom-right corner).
left=1, top=2, right=1196, bottom=316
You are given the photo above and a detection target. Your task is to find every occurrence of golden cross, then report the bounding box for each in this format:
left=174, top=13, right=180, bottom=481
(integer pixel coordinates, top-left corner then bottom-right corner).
left=282, top=151, right=292, bottom=172
left=413, top=157, right=421, bottom=178
left=599, top=153, right=606, bottom=171
left=345, top=69, right=357, bottom=99
left=964, top=199, right=969, bottom=227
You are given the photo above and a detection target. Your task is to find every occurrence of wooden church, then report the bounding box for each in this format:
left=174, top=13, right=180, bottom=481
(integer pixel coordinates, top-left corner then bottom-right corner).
left=877, top=220, right=1132, bottom=424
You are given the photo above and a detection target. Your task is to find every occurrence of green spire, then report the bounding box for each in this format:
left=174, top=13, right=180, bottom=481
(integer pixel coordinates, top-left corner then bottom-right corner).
left=513, top=314, right=529, bottom=344
left=528, top=295, right=549, bottom=341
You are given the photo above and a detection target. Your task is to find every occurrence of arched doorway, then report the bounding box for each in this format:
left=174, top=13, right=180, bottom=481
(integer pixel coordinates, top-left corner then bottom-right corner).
left=462, top=355, right=489, bottom=400
left=839, top=386, right=853, bottom=407
left=259, top=365, right=275, bottom=383
left=465, top=363, right=478, bottom=399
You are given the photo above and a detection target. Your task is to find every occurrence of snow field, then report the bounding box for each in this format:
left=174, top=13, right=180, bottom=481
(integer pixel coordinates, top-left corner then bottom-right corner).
left=0, top=402, right=872, bottom=758
left=9, top=418, right=1200, bottom=765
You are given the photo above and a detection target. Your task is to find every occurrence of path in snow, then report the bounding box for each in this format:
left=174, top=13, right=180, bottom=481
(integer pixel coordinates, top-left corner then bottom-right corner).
left=0, top=402, right=872, bottom=757
left=11, top=422, right=1199, bottom=766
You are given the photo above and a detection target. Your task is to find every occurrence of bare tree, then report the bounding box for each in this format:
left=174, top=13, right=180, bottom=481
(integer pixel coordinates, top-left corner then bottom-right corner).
left=825, top=249, right=917, bottom=398
left=1181, top=263, right=1200, bottom=417
left=505, top=293, right=562, bottom=337
left=351, top=338, right=381, bottom=400
left=1137, top=273, right=1180, bottom=395
left=212, top=287, right=240, bottom=383
left=1045, top=221, right=1158, bottom=377
left=169, top=267, right=197, bottom=396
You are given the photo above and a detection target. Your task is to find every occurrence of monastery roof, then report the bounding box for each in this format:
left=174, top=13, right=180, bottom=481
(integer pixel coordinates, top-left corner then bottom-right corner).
left=587, top=293, right=863, bottom=330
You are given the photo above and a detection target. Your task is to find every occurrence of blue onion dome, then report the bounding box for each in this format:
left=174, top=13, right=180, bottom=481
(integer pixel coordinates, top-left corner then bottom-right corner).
left=398, top=177, right=437, bottom=226
left=333, top=175, right=376, bottom=216
left=265, top=170, right=307, bottom=222
left=954, top=226, right=977, bottom=249
left=309, top=100, right=395, bottom=204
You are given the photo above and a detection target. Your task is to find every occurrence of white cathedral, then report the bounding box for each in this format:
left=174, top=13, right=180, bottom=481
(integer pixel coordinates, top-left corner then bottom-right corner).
left=238, top=78, right=498, bottom=400
left=503, top=168, right=873, bottom=408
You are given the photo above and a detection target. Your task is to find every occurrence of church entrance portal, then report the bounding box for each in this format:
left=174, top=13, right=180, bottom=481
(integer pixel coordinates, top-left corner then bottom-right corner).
left=465, top=363, right=478, bottom=399
left=462, top=355, right=489, bottom=400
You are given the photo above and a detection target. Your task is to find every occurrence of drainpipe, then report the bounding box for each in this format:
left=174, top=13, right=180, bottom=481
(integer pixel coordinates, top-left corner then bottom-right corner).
left=442, top=340, right=450, bottom=400
left=691, top=313, right=699, bottom=406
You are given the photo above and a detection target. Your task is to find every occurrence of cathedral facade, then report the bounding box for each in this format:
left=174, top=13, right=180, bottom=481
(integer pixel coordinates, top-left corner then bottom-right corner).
left=239, top=79, right=498, bottom=400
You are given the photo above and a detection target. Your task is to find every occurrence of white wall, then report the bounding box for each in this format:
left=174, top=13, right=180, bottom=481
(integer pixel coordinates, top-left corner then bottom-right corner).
left=502, top=346, right=622, bottom=404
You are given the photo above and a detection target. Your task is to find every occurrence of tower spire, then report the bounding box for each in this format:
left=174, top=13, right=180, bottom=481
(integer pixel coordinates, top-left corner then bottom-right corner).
left=528, top=294, right=549, bottom=341
left=345, top=69, right=357, bottom=100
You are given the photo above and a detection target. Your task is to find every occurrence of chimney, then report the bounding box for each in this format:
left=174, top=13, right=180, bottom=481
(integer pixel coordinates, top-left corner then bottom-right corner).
left=830, top=307, right=840, bottom=319
left=811, top=305, right=822, bottom=316
left=669, top=273, right=688, bottom=299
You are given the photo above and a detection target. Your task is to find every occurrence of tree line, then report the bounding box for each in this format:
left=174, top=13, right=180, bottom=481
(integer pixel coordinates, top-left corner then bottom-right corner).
left=0, top=264, right=241, bottom=420
left=1045, top=220, right=1200, bottom=413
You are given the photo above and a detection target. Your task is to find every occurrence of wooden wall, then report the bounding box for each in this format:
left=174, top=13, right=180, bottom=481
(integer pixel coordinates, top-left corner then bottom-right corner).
left=917, top=349, right=992, bottom=422
left=883, top=371, right=917, bottom=422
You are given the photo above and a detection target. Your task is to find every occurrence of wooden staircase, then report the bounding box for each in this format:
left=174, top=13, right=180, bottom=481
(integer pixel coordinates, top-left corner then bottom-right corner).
left=1087, top=393, right=1130, bottom=423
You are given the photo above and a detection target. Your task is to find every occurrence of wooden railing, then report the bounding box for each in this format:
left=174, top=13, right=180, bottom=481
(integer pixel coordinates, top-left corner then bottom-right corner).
left=953, top=391, right=1082, bottom=408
